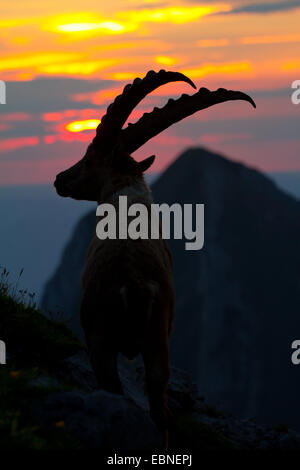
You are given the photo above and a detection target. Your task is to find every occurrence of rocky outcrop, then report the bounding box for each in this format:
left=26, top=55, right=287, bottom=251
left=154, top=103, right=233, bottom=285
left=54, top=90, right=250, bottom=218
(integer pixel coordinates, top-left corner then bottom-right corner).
left=41, top=147, right=300, bottom=430
left=28, top=351, right=300, bottom=450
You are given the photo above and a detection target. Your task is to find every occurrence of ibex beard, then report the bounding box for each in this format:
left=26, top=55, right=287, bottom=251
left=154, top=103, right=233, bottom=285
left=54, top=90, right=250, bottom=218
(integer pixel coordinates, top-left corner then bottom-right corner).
left=54, top=69, right=256, bottom=448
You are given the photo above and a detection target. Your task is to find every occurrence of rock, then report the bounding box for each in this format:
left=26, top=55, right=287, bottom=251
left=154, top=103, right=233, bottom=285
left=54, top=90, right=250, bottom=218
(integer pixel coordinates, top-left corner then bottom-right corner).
left=61, top=350, right=97, bottom=391
left=25, top=350, right=300, bottom=450
left=39, top=389, right=161, bottom=450
left=278, top=434, right=300, bottom=450
left=29, top=376, right=63, bottom=390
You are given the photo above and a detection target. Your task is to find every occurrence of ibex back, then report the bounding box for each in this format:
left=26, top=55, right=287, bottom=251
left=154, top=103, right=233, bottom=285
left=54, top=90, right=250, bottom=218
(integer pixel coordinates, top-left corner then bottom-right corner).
left=54, top=69, right=255, bottom=447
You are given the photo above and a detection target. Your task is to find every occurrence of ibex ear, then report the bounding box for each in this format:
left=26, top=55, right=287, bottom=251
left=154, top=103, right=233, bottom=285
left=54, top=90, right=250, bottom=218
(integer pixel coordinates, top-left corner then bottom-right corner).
left=139, top=155, right=155, bottom=172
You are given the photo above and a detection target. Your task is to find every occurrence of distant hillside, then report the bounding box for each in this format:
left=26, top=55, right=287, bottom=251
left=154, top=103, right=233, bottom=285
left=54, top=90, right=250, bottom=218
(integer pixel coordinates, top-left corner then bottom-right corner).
left=270, top=171, right=300, bottom=200
left=0, top=185, right=94, bottom=300
left=40, top=146, right=300, bottom=430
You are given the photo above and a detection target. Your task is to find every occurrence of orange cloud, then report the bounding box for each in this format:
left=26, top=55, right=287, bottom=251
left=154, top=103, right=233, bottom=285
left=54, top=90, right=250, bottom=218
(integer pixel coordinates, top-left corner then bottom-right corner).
left=44, top=132, right=92, bottom=144
left=0, top=112, right=32, bottom=122
left=0, top=124, right=12, bottom=131
left=71, top=88, right=122, bottom=105
left=43, top=112, right=68, bottom=122
left=241, top=34, right=300, bottom=45
left=70, top=81, right=201, bottom=106
left=42, top=109, right=102, bottom=123
left=200, top=132, right=251, bottom=144
left=0, top=52, right=80, bottom=72
left=197, top=39, right=230, bottom=48
left=0, top=136, right=39, bottom=153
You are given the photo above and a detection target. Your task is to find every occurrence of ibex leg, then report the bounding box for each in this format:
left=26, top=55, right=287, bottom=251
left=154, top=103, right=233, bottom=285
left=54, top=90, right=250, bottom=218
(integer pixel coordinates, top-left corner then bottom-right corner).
left=86, top=334, right=123, bottom=395
left=142, top=337, right=170, bottom=448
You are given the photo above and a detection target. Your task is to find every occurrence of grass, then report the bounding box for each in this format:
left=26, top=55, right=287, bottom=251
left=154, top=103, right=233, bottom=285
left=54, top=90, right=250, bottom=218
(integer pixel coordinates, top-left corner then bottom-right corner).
left=0, top=267, right=83, bottom=372
left=0, top=267, right=83, bottom=449
left=0, top=366, right=82, bottom=449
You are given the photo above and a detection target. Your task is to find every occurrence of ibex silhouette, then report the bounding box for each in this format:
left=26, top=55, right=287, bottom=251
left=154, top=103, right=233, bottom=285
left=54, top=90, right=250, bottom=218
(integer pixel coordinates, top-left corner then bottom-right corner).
left=54, top=69, right=255, bottom=447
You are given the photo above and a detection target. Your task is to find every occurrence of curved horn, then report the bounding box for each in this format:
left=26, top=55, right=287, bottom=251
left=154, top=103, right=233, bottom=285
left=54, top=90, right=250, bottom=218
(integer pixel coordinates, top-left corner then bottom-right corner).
left=93, top=69, right=196, bottom=150
left=119, top=86, right=256, bottom=154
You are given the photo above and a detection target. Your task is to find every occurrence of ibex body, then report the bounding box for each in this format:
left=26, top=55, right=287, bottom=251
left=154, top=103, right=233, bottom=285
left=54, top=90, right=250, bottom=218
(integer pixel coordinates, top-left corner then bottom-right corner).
left=54, top=69, right=255, bottom=447
left=81, top=163, right=175, bottom=439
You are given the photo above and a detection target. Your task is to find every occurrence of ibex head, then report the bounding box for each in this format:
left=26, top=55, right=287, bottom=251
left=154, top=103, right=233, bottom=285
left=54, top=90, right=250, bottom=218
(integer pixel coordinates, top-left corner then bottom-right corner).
left=54, top=69, right=255, bottom=201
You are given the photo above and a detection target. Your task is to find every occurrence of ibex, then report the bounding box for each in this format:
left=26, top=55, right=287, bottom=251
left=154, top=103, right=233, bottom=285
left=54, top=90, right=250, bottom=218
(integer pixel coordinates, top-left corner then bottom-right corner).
left=54, top=69, right=255, bottom=447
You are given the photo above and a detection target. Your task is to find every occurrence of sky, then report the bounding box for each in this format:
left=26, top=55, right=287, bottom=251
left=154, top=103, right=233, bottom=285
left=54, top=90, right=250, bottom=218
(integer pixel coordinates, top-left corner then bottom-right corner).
left=0, top=0, right=300, bottom=184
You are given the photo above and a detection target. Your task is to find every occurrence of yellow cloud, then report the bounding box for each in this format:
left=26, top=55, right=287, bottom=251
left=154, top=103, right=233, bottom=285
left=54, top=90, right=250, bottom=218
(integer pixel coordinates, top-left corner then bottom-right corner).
left=109, top=72, right=140, bottom=80
left=118, top=4, right=231, bottom=25
left=0, top=19, right=28, bottom=28
left=181, top=61, right=252, bottom=79
left=155, top=56, right=178, bottom=66
left=45, top=4, right=231, bottom=38
left=281, top=60, right=300, bottom=71
left=38, top=60, right=116, bottom=76
left=0, top=52, right=79, bottom=72
left=10, top=36, right=31, bottom=45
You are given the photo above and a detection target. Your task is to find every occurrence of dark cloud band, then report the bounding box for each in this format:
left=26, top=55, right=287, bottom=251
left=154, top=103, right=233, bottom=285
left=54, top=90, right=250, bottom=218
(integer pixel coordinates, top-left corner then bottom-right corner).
left=228, top=0, right=300, bottom=15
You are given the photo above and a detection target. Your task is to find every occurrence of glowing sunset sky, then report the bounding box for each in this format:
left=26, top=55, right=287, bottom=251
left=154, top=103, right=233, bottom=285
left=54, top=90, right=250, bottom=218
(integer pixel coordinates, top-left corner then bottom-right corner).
left=0, top=0, right=300, bottom=184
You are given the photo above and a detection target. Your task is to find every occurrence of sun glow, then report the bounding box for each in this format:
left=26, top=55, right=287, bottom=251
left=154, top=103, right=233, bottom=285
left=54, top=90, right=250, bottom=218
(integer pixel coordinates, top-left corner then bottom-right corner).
left=65, top=119, right=101, bottom=133
left=56, top=21, right=125, bottom=33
